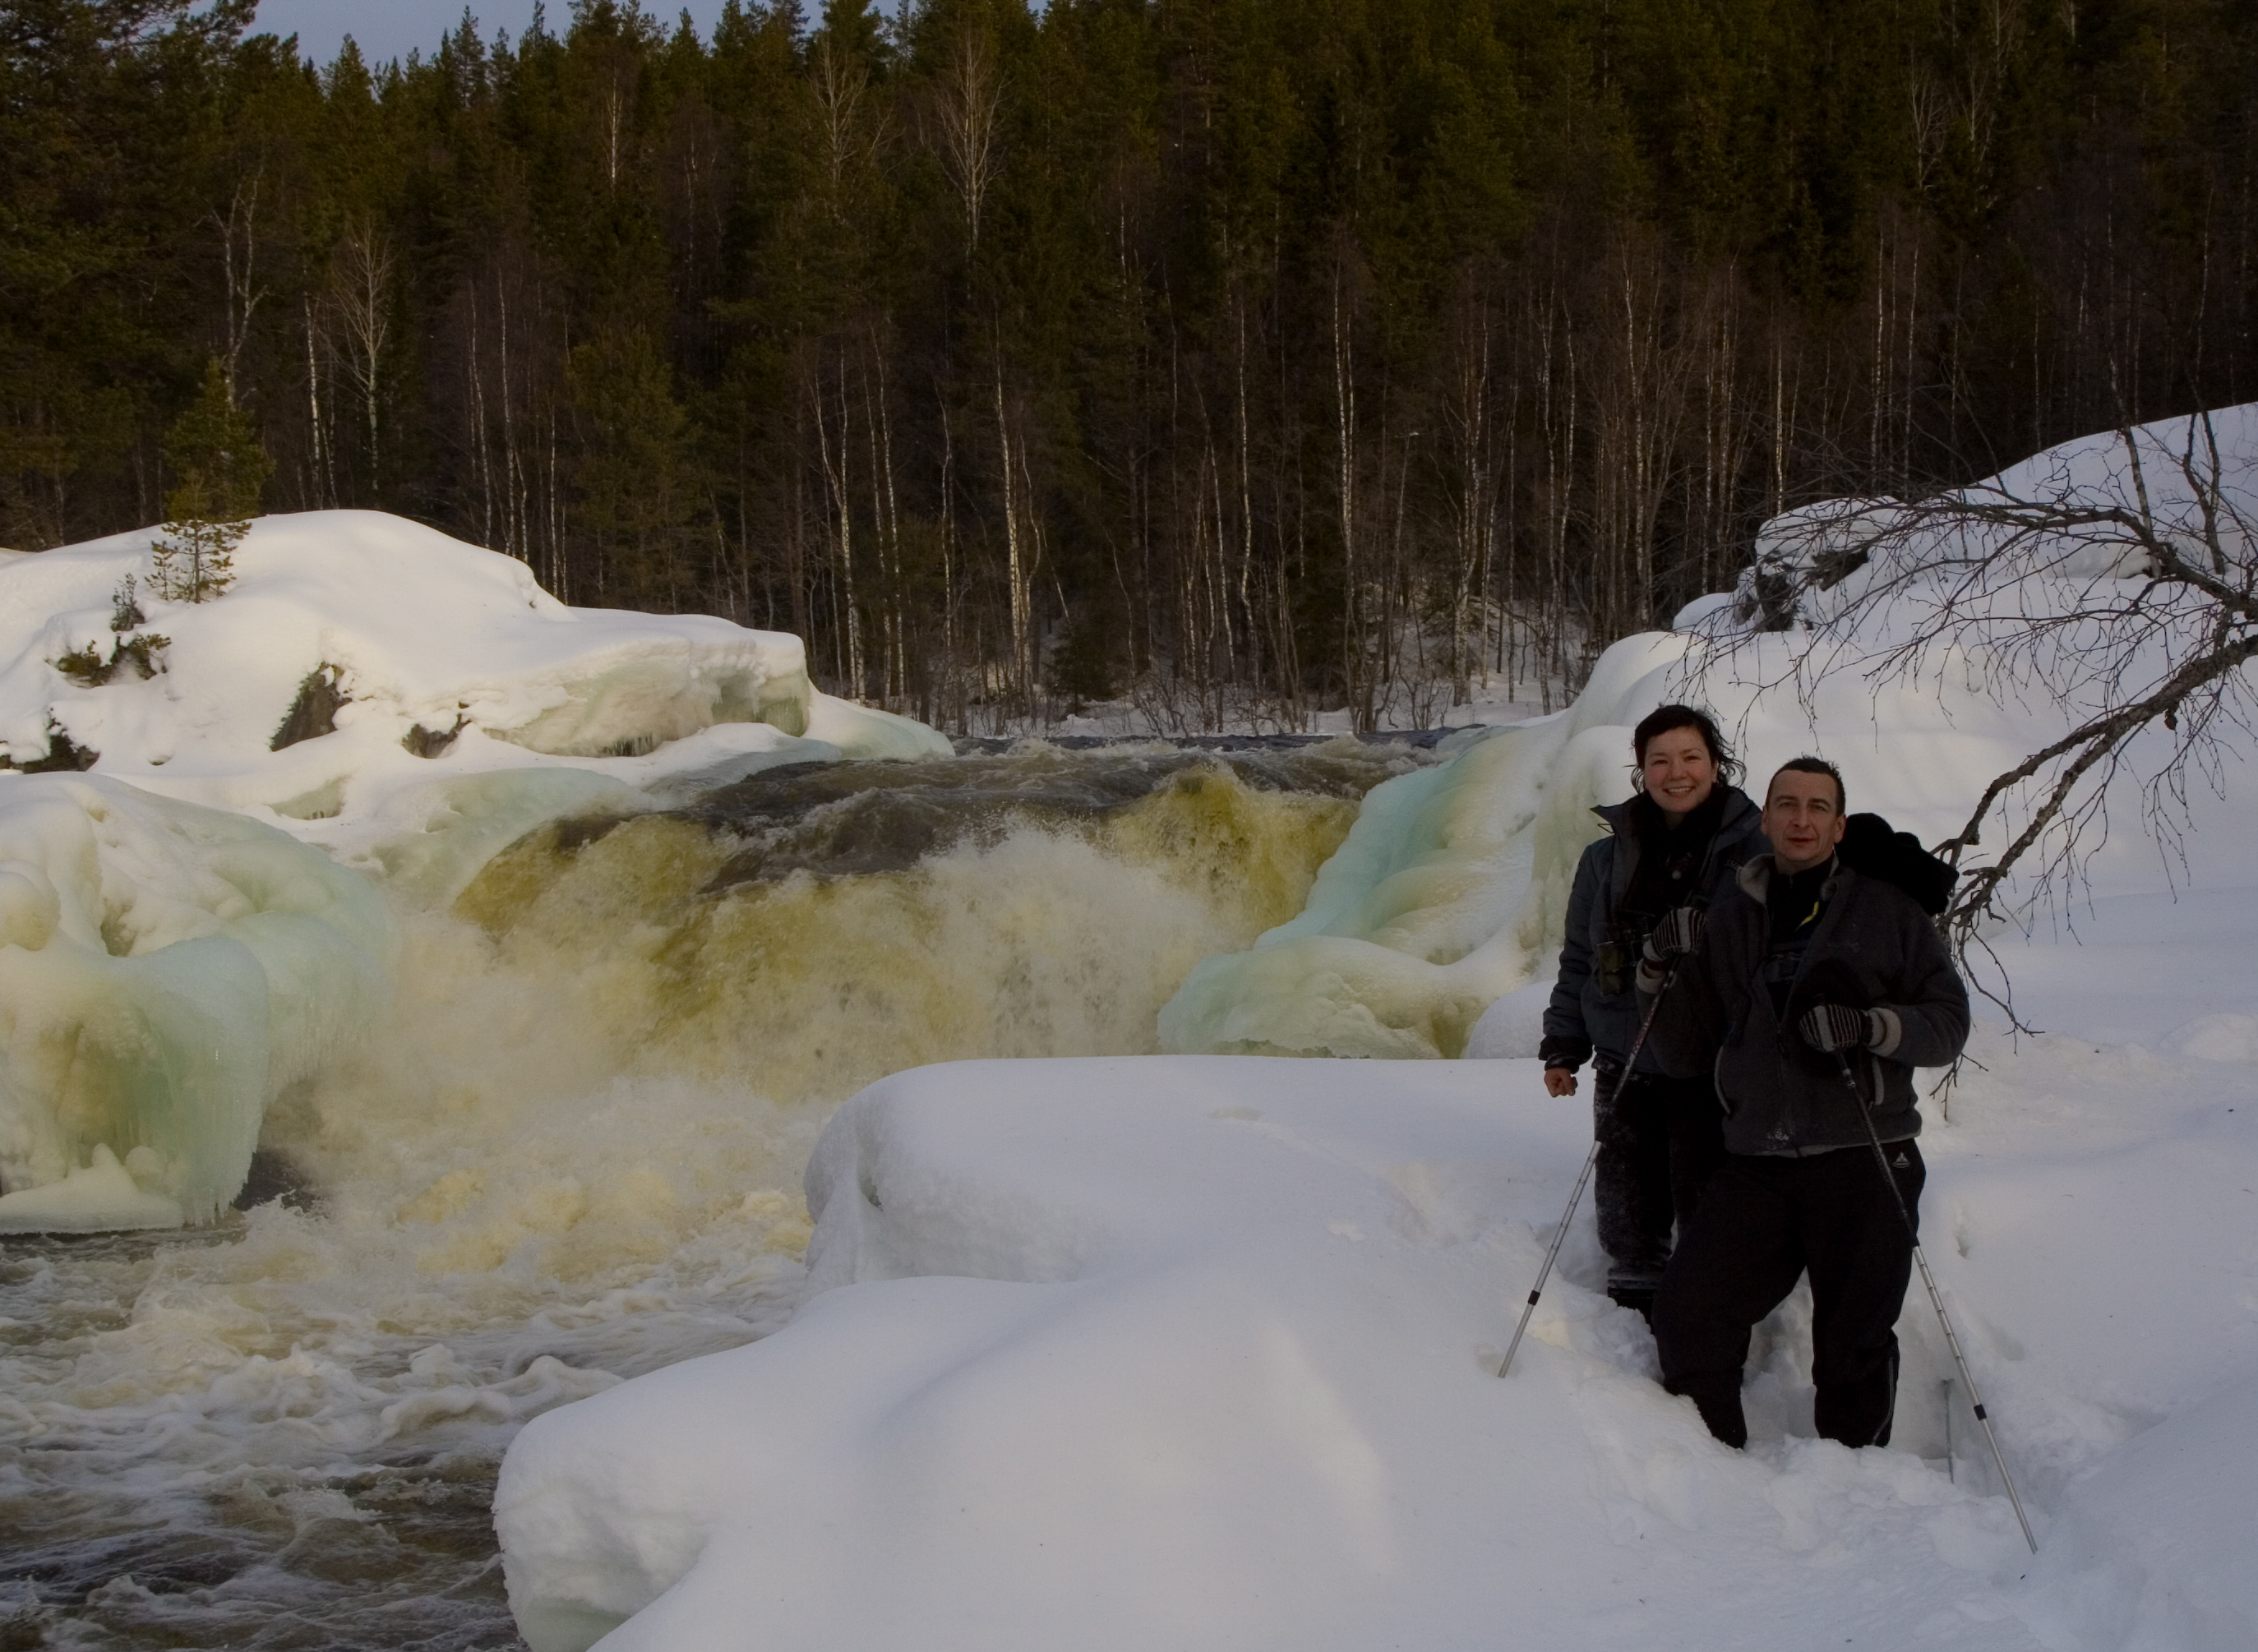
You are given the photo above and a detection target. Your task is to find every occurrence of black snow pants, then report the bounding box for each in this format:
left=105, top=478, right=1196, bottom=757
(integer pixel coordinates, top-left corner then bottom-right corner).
left=1651, top=1142, right=1924, bottom=1450
left=1591, top=1064, right=1727, bottom=1297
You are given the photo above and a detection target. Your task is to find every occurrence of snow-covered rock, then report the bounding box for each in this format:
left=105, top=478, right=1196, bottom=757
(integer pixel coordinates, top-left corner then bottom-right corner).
left=0, top=510, right=949, bottom=865
left=498, top=1017, right=2258, bottom=1652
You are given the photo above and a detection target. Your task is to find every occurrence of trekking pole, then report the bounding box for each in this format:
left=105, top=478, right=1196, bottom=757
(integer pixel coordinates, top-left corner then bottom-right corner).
left=1832, top=1051, right=2038, bottom=1553
left=1497, top=963, right=1679, bottom=1379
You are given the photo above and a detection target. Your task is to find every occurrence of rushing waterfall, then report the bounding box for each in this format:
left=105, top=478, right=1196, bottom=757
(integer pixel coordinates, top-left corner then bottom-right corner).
left=0, top=738, right=1436, bottom=1651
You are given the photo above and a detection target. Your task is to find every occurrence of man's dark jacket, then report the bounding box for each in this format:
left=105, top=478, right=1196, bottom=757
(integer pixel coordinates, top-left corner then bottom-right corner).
left=1643, top=855, right=1970, bottom=1154
left=1542, top=786, right=1764, bottom=1074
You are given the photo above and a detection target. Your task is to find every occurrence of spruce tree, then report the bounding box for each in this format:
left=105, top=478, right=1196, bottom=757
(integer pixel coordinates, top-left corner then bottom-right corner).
left=152, top=359, right=271, bottom=602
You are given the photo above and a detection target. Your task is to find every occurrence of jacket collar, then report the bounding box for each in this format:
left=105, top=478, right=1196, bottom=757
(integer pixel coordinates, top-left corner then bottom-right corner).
left=1736, top=851, right=1843, bottom=903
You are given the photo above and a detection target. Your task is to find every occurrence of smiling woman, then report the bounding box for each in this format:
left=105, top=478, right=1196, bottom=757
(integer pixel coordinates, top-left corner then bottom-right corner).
left=1537, top=704, right=1766, bottom=1317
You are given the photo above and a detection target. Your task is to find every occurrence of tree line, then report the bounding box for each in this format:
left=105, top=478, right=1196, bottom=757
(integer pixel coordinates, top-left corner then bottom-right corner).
left=4, top=0, right=2254, bottom=730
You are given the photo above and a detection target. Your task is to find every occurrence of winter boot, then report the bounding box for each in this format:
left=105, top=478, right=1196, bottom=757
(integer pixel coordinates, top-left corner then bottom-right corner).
left=1606, top=1283, right=1658, bottom=1322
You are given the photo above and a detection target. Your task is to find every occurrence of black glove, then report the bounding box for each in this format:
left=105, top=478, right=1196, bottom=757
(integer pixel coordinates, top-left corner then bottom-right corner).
left=1799, top=1003, right=1881, bottom=1053
left=1642, top=906, right=1705, bottom=964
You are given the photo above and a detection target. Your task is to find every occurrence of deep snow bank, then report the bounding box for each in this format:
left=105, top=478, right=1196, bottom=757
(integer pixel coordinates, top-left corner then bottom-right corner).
left=498, top=1028, right=2258, bottom=1652
left=1, top=511, right=810, bottom=782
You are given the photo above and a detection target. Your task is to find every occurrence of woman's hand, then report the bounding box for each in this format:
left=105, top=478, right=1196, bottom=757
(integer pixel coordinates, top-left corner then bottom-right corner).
left=1544, top=1066, right=1578, bottom=1097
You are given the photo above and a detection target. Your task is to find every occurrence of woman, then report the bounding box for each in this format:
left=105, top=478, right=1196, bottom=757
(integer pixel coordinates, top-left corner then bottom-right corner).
left=1540, top=704, right=1763, bottom=1320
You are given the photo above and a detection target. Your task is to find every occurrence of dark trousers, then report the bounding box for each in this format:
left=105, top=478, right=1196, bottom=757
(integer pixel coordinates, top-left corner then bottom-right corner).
left=1651, top=1142, right=1924, bottom=1450
left=1592, top=1065, right=1727, bottom=1291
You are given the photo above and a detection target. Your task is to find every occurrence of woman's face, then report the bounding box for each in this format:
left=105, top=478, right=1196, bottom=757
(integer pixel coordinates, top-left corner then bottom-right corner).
left=1640, top=727, right=1717, bottom=819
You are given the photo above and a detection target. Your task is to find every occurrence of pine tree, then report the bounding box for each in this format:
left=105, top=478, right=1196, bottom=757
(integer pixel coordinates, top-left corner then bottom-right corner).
left=153, top=358, right=272, bottom=602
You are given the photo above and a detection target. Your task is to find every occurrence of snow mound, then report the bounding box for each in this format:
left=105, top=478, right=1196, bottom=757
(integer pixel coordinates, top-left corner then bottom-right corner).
left=0, top=510, right=949, bottom=874
left=501, top=1031, right=2258, bottom=1651
left=0, top=773, right=392, bottom=1227
left=1692, top=404, right=2258, bottom=638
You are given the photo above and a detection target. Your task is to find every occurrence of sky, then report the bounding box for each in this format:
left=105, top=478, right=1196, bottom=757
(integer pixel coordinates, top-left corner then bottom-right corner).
left=246, top=1, right=733, bottom=67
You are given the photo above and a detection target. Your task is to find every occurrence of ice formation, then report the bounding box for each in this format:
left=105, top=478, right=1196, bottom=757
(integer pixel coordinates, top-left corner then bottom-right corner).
left=0, top=774, right=392, bottom=1228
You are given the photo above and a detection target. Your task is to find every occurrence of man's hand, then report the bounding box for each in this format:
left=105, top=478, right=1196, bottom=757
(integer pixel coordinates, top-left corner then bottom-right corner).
left=1799, top=1004, right=1882, bottom=1053
left=1642, top=905, right=1704, bottom=964
left=1544, top=1066, right=1578, bottom=1096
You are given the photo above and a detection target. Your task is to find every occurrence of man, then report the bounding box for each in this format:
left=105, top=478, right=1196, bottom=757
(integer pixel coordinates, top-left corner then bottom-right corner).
left=1634, top=757, right=1969, bottom=1450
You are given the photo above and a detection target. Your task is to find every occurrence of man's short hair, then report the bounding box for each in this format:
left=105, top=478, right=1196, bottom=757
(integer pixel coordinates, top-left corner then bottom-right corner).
left=1766, top=755, right=1845, bottom=813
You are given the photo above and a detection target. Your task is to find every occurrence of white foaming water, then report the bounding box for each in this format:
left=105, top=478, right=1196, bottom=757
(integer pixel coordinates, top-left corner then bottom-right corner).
left=0, top=747, right=1406, bottom=1650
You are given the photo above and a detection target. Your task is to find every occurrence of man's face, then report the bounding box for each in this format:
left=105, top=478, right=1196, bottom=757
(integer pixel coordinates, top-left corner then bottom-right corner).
left=1764, top=768, right=1845, bottom=873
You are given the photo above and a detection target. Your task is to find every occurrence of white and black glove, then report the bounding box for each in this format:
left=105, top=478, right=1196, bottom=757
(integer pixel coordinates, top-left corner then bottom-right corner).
left=1635, top=906, right=1704, bottom=993
left=1799, top=1003, right=1882, bottom=1053
left=1642, top=906, right=1705, bottom=964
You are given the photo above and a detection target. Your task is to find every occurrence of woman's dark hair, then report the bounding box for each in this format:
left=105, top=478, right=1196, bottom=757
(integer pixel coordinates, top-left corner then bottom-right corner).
left=1632, top=704, right=1742, bottom=785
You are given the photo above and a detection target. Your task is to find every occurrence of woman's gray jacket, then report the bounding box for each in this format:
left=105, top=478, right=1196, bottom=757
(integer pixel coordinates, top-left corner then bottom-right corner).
left=1540, top=787, right=1764, bottom=1075
left=1642, top=856, right=1970, bottom=1155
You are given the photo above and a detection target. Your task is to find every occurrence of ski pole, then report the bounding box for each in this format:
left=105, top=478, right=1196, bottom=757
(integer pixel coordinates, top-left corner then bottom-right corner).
left=1833, top=1051, right=2038, bottom=1553
left=1497, top=962, right=1679, bottom=1379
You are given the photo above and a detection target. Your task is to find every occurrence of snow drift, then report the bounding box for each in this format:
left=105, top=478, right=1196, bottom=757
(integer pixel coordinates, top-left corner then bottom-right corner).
left=497, top=1030, right=2258, bottom=1652
left=2, top=511, right=812, bottom=782
left=0, top=510, right=948, bottom=871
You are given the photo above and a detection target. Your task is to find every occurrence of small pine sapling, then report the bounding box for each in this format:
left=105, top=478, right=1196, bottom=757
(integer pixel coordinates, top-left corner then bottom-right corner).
left=152, top=360, right=271, bottom=603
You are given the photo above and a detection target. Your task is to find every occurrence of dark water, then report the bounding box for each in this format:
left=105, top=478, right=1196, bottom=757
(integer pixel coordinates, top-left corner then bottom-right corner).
left=672, top=738, right=1425, bottom=888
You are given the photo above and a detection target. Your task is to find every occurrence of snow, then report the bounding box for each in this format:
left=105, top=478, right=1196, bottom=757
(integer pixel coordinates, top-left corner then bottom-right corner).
left=498, top=1028, right=2258, bottom=1652
left=0, top=509, right=949, bottom=886
left=498, top=404, right=2258, bottom=1652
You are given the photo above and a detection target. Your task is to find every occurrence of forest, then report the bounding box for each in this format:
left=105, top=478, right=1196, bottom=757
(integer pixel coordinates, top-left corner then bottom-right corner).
left=3, top=0, right=2255, bottom=730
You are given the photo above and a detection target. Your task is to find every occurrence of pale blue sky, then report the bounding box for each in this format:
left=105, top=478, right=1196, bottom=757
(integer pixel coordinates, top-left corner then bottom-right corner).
left=247, top=1, right=733, bottom=67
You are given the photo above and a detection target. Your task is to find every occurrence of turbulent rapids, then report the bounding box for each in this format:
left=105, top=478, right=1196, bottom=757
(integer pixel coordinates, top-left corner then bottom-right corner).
left=0, top=740, right=1434, bottom=1651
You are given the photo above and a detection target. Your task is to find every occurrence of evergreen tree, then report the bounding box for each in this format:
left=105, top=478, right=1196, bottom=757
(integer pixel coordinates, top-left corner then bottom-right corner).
left=153, top=358, right=272, bottom=602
